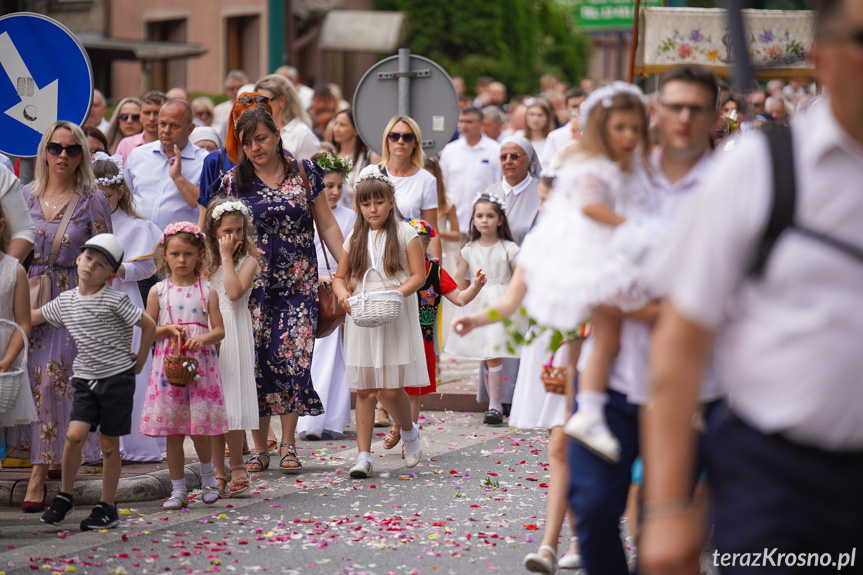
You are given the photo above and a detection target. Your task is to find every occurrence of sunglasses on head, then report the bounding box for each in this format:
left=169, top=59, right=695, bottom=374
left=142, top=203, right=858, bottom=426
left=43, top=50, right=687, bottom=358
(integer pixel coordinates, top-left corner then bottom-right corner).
left=239, top=95, right=270, bottom=106
left=387, top=131, right=416, bottom=143
left=119, top=113, right=140, bottom=122
left=46, top=142, right=84, bottom=158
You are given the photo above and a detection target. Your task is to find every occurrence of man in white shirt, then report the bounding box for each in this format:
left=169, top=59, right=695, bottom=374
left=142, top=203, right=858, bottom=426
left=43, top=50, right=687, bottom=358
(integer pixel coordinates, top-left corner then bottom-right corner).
left=567, top=65, right=720, bottom=575
left=641, top=2, right=863, bottom=573
left=212, top=70, right=249, bottom=142
left=124, top=99, right=208, bottom=231
left=439, top=107, right=502, bottom=234
left=481, top=106, right=505, bottom=142
left=540, top=88, right=586, bottom=168
left=276, top=65, right=315, bottom=111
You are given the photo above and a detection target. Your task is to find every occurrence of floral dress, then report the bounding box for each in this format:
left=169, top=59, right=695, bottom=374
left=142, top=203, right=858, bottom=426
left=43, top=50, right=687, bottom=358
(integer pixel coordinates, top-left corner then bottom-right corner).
left=218, top=160, right=325, bottom=417
left=6, top=187, right=111, bottom=464
left=139, top=278, right=229, bottom=436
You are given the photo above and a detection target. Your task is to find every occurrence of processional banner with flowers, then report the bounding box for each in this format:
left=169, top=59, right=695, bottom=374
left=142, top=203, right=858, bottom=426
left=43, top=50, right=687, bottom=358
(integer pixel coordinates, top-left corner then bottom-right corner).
left=637, top=8, right=814, bottom=78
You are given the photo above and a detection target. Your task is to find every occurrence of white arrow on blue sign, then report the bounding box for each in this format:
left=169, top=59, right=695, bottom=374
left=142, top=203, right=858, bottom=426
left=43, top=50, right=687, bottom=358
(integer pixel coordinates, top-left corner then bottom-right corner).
left=0, top=13, right=93, bottom=158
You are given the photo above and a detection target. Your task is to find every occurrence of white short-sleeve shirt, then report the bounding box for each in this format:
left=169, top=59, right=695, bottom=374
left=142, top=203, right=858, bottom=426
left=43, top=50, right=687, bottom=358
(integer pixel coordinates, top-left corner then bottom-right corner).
left=648, top=100, right=863, bottom=451
left=359, top=164, right=437, bottom=220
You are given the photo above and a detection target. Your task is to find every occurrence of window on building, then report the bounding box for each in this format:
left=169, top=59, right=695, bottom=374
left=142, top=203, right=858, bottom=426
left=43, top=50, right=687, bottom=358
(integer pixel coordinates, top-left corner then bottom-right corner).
left=147, top=18, right=188, bottom=92
left=226, top=15, right=260, bottom=83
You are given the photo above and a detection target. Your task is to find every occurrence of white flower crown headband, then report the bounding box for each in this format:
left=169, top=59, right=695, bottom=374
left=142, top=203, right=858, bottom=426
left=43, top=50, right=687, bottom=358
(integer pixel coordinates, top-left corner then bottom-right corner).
left=92, top=151, right=124, bottom=187
left=579, top=81, right=645, bottom=128
left=212, top=200, right=250, bottom=221
left=472, top=192, right=507, bottom=212
left=356, top=171, right=396, bottom=195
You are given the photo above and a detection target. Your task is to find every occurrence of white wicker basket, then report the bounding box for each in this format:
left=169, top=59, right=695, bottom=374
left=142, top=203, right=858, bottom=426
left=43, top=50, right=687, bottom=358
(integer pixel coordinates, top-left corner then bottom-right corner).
left=0, top=319, right=26, bottom=413
left=348, top=268, right=404, bottom=328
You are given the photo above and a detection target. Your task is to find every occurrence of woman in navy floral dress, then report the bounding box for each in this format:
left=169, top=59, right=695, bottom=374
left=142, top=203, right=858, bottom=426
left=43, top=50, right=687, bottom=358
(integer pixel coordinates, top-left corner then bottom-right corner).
left=216, top=108, right=345, bottom=471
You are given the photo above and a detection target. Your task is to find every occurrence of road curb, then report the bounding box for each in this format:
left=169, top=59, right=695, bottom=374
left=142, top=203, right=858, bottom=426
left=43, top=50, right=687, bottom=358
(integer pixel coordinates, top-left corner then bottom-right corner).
left=0, top=462, right=202, bottom=507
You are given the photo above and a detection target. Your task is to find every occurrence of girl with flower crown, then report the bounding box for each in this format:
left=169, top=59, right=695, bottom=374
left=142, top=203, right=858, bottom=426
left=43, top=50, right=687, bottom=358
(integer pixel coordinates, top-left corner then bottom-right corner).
left=444, top=193, right=520, bottom=426
left=92, top=153, right=165, bottom=463
left=202, top=198, right=261, bottom=496
left=519, top=82, right=655, bottom=463
left=297, top=152, right=356, bottom=441
left=140, top=221, right=229, bottom=509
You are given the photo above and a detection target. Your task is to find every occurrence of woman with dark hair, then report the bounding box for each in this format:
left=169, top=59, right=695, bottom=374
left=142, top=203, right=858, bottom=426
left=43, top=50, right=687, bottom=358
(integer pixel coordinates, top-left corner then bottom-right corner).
left=330, top=109, right=379, bottom=206
left=216, top=107, right=345, bottom=472
left=82, top=125, right=108, bottom=158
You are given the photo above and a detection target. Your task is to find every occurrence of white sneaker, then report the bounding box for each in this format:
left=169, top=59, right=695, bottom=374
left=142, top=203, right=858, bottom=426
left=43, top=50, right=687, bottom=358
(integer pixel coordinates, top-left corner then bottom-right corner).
left=564, top=411, right=621, bottom=463
left=403, top=430, right=422, bottom=468
left=349, top=459, right=373, bottom=479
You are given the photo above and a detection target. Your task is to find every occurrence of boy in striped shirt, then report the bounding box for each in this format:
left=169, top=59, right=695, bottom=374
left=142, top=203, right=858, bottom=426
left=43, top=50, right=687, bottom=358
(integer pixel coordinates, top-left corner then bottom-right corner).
left=35, top=234, right=156, bottom=531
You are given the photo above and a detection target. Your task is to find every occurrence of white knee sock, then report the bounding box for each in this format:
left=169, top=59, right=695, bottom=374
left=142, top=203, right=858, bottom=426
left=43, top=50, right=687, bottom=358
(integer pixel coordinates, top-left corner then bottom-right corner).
left=171, top=478, right=187, bottom=493
left=200, top=460, right=217, bottom=488
left=486, top=365, right=504, bottom=412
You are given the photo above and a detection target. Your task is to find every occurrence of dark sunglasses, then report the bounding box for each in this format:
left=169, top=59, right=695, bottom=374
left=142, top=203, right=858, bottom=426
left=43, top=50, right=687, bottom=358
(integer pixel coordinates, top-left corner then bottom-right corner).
left=239, top=95, right=270, bottom=106
left=119, top=113, right=140, bottom=122
left=387, top=131, right=416, bottom=143
left=500, top=152, right=524, bottom=161
left=46, top=142, right=84, bottom=158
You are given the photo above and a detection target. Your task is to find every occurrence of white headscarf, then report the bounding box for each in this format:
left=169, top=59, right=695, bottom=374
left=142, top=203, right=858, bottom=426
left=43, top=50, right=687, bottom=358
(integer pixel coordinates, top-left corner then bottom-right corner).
left=500, top=135, right=541, bottom=179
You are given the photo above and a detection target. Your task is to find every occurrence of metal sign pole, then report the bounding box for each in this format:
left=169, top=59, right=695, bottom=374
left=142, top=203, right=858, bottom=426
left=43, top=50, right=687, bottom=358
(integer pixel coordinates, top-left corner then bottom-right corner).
left=722, top=0, right=752, bottom=91
left=398, top=48, right=410, bottom=117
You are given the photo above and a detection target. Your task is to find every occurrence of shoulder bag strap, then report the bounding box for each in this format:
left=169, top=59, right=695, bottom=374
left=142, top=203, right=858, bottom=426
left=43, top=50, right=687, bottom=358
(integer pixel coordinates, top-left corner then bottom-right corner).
left=748, top=128, right=795, bottom=277
left=297, top=160, right=333, bottom=277
left=48, top=193, right=81, bottom=269
left=378, top=163, right=388, bottom=177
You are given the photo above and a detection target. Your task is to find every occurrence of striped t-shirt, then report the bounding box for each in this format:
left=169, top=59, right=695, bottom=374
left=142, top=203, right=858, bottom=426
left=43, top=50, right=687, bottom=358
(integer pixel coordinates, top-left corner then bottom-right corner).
left=41, top=285, right=143, bottom=379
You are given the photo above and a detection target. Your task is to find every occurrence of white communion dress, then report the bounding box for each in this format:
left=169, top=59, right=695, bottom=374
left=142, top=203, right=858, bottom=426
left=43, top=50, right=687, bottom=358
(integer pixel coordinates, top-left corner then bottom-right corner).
left=0, top=254, right=38, bottom=427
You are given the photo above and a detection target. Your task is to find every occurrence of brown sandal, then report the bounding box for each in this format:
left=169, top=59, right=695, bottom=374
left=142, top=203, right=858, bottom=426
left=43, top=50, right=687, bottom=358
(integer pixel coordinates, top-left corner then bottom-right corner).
left=279, top=443, right=302, bottom=471
left=227, top=464, right=250, bottom=496
left=215, top=473, right=228, bottom=497
left=383, top=428, right=401, bottom=450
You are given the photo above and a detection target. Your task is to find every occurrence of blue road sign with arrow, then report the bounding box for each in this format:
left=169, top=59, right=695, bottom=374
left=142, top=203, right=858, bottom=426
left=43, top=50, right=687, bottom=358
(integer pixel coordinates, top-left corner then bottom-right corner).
left=0, top=13, right=93, bottom=158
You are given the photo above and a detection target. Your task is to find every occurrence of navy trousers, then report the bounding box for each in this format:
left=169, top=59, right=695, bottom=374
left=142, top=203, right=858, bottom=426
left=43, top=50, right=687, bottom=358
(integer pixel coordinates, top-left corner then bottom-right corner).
left=707, top=407, right=863, bottom=574
left=568, top=389, right=641, bottom=575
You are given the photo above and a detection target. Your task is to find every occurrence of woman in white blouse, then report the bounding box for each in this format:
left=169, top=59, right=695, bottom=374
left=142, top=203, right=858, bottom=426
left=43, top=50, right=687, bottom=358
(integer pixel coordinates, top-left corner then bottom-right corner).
left=254, top=75, right=320, bottom=161
left=358, top=115, right=440, bottom=259
left=0, top=167, right=35, bottom=261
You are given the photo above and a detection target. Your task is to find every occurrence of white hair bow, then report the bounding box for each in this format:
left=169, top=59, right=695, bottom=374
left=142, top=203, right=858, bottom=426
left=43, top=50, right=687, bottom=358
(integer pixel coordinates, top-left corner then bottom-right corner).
left=93, top=151, right=123, bottom=170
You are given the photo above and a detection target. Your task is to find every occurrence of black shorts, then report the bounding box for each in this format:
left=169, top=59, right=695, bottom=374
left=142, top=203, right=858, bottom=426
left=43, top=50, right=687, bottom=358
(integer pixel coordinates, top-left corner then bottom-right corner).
left=70, top=367, right=135, bottom=437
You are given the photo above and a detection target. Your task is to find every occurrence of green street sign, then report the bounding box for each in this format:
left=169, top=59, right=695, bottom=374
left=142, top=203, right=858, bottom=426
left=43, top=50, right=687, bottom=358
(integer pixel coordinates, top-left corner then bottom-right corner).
left=559, top=0, right=663, bottom=33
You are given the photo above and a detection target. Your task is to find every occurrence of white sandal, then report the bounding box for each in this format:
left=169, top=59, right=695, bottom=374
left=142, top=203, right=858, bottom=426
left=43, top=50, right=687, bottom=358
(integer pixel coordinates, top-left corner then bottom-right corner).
left=162, top=491, right=188, bottom=510
left=558, top=536, right=583, bottom=570
left=524, top=544, right=558, bottom=574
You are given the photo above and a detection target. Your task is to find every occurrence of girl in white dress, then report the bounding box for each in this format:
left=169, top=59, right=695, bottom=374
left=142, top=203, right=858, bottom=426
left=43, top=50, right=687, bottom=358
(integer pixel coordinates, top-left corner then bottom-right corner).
left=298, top=152, right=357, bottom=440
left=92, top=154, right=164, bottom=462
left=202, top=197, right=260, bottom=496
left=444, top=194, right=520, bottom=425
left=519, top=82, right=653, bottom=463
left=332, top=173, right=428, bottom=478
left=0, top=202, right=38, bottom=439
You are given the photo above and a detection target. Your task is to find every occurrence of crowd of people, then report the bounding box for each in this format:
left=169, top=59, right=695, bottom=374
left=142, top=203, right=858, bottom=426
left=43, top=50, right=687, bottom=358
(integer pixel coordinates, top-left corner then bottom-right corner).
left=0, top=0, right=861, bottom=570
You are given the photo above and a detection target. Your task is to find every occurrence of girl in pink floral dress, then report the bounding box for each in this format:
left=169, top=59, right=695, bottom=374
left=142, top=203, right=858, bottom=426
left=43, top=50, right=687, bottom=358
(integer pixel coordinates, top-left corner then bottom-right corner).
left=139, top=222, right=229, bottom=508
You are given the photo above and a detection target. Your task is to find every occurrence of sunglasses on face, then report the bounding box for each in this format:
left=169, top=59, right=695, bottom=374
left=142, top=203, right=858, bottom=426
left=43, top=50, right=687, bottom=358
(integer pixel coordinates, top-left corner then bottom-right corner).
left=119, top=113, right=140, bottom=122
left=387, top=131, right=416, bottom=143
left=239, top=95, right=270, bottom=106
left=46, top=142, right=84, bottom=158
left=500, top=152, right=524, bottom=162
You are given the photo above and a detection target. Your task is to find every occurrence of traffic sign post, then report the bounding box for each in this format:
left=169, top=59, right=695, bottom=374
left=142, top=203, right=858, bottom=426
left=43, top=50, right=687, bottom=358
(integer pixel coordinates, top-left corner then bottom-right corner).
left=353, top=49, right=459, bottom=157
left=0, top=13, right=93, bottom=158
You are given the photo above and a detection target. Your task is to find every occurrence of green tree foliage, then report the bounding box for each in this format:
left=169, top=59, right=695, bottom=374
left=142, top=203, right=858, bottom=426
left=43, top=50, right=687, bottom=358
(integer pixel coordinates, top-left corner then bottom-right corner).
left=376, top=0, right=592, bottom=95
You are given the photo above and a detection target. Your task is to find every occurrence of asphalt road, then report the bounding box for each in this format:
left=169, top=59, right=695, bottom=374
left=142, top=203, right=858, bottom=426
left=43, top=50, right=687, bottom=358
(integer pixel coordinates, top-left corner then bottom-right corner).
left=0, top=411, right=608, bottom=575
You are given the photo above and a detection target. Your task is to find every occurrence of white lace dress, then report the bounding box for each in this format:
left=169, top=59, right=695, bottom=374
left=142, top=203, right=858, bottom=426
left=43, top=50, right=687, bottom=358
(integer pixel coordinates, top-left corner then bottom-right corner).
left=211, top=257, right=260, bottom=430
left=520, top=156, right=655, bottom=332
left=0, top=255, right=37, bottom=426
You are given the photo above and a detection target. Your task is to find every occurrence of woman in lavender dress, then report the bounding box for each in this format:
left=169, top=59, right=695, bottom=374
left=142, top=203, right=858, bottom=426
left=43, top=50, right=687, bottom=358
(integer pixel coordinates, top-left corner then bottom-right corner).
left=8, top=122, right=112, bottom=512
left=216, top=108, right=345, bottom=471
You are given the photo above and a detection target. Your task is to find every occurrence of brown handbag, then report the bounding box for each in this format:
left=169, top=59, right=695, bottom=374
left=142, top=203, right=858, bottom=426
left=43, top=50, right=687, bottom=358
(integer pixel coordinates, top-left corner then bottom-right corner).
left=29, top=194, right=80, bottom=309
left=297, top=162, right=346, bottom=338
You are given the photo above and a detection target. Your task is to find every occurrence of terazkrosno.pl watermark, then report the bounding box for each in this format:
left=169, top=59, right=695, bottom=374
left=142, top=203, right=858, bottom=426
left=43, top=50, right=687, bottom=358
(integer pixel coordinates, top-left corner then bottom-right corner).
left=713, top=549, right=857, bottom=571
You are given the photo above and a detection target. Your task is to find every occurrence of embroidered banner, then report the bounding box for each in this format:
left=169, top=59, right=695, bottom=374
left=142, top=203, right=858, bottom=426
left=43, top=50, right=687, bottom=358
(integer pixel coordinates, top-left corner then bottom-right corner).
left=638, top=8, right=814, bottom=77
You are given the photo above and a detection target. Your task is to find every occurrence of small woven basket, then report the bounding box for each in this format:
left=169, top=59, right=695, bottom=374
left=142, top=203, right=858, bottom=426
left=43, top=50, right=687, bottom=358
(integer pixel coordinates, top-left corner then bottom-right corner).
left=541, top=365, right=567, bottom=395
left=164, top=334, right=198, bottom=387
left=0, top=319, right=25, bottom=412
left=348, top=268, right=403, bottom=328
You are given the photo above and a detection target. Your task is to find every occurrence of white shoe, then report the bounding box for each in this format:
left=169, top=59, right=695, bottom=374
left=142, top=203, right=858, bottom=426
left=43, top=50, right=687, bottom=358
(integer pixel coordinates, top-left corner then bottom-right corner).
left=564, top=411, right=621, bottom=463
left=558, top=553, right=583, bottom=570
left=349, top=459, right=373, bottom=479
left=524, top=545, right=558, bottom=573
left=403, top=430, right=422, bottom=468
